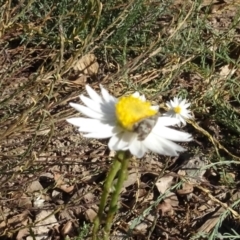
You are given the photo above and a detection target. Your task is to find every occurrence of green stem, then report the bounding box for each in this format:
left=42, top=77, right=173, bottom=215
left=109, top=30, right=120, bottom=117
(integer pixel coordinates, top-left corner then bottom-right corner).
left=92, top=152, right=122, bottom=240
left=103, top=151, right=130, bottom=239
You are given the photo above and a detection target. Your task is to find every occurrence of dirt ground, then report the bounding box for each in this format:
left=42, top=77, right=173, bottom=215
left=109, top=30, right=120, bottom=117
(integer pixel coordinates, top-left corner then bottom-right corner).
left=1, top=0, right=240, bottom=239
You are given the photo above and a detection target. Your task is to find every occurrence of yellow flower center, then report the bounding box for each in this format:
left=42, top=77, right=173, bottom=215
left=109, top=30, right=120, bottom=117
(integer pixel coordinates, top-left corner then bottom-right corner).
left=174, top=106, right=182, bottom=114
left=115, top=95, right=157, bottom=131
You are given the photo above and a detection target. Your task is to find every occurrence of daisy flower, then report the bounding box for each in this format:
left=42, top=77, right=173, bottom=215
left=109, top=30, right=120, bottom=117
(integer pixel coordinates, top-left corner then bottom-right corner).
left=165, top=97, right=192, bottom=127
left=67, top=85, right=192, bottom=158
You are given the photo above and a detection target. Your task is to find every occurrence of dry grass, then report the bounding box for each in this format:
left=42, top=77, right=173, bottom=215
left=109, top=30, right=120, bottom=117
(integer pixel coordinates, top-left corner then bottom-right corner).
left=1, top=0, right=240, bottom=239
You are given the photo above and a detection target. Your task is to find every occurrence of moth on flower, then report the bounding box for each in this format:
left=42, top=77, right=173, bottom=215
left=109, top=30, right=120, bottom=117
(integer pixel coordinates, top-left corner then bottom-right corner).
left=67, top=85, right=192, bottom=158
left=133, top=115, right=159, bottom=141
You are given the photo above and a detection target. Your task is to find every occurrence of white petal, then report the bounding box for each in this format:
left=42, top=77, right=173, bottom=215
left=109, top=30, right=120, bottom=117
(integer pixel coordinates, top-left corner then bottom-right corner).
left=166, top=102, right=172, bottom=108
left=139, top=94, right=146, bottom=101
left=143, top=134, right=173, bottom=155
left=184, top=102, right=191, bottom=108
left=100, top=85, right=117, bottom=103
left=80, top=95, right=102, bottom=113
left=108, top=134, right=122, bottom=150
left=67, top=117, right=115, bottom=132
left=180, top=99, right=186, bottom=106
left=184, top=112, right=192, bottom=119
left=151, top=105, right=159, bottom=111
left=83, top=131, right=113, bottom=138
left=80, top=94, right=115, bottom=116
left=173, top=97, right=180, bottom=105
left=171, top=98, right=177, bottom=106
left=144, top=134, right=185, bottom=156
left=129, top=139, right=147, bottom=158
left=116, top=131, right=135, bottom=150
left=155, top=117, right=180, bottom=127
left=132, top=92, right=140, bottom=98
left=152, top=126, right=192, bottom=142
left=86, top=85, right=102, bottom=102
left=164, top=110, right=176, bottom=118
left=67, top=117, right=100, bottom=127
left=179, top=115, right=186, bottom=126
left=69, top=103, right=104, bottom=119
left=82, top=125, right=120, bottom=139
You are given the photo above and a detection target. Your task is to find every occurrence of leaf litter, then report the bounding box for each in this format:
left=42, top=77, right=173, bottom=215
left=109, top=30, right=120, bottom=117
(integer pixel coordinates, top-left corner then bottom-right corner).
left=1, top=1, right=240, bottom=239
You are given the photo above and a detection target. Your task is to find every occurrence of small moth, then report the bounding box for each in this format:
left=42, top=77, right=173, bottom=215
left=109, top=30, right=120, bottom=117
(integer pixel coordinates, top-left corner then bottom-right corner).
left=133, top=115, right=159, bottom=141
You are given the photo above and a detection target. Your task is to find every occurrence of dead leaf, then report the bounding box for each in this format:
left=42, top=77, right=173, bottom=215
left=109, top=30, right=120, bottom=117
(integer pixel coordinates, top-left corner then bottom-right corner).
left=85, top=208, right=97, bottom=222
left=73, top=207, right=82, bottom=218
left=178, top=156, right=207, bottom=183
left=83, top=192, right=95, bottom=204
left=16, top=193, right=32, bottom=208
left=121, top=172, right=139, bottom=192
left=71, top=75, right=87, bottom=85
left=52, top=190, right=61, bottom=199
left=132, top=214, right=154, bottom=234
left=29, top=209, right=58, bottom=240
left=16, top=218, right=29, bottom=240
left=201, top=0, right=224, bottom=7
left=0, top=210, right=29, bottom=230
left=198, top=204, right=208, bottom=211
left=36, top=128, right=51, bottom=136
left=59, top=208, right=75, bottom=222
left=53, top=172, right=65, bottom=185
left=61, top=220, right=73, bottom=236
left=73, top=54, right=99, bottom=76
left=134, top=222, right=148, bottom=234
left=155, top=175, right=174, bottom=194
left=158, top=201, right=174, bottom=216
left=60, top=185, right=75, bottom=193
left=198, top=190, right=240, bottom=233
left=27, top=180, right=43, bottom=193
left=177, top=183, right=193, bottom=195
left=0, top=210, right=29, bottom=237
left=137, top=188, right=147, bottom=199
left=141, top=192, right=154, bottom=203
left=219, top=64, right=236, bottom=78
left=165, top=192, right=179, bottom=207
left=53, top=172, right=75, bottom=193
